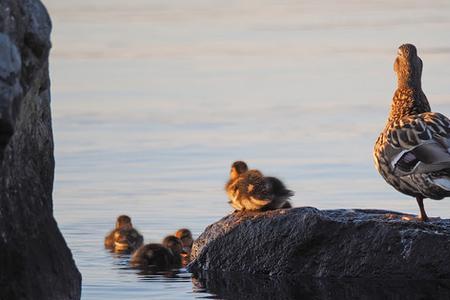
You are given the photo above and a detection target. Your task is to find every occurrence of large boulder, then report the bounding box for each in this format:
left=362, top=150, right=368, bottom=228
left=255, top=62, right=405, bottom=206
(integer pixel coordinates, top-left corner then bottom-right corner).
left=0, top=1, right=81, bottom=299
left=192, top=269, right=450, bottom=300
left=189, top=207, right=450, bottom=280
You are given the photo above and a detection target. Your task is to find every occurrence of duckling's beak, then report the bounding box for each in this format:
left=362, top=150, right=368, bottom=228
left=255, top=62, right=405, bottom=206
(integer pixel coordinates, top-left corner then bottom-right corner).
left=114, top=241, right=130, bottom=251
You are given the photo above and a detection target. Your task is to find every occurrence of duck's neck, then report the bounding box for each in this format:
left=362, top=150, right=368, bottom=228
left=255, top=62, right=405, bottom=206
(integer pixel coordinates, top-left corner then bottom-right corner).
left=387, top=86, right=430, bottom=123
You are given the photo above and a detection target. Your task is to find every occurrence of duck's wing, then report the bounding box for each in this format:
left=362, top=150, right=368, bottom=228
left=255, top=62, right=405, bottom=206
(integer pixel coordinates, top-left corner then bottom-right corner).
left=384, top=112, right=450, bottom=176
left=130, top=229, right=144, bottom=248
left=265, top=176, right=295, bottom=199
left=238, top=170, right=271, bottom=206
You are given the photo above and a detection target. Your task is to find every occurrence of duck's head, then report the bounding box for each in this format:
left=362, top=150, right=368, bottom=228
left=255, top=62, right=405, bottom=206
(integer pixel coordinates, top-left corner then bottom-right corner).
left=115, top=215, right=132, bottom=229
left=394, top=44, right=423, bottom=89
left=113, top=228, right=142, bottom=252
left=162, top=235, right=184, bottom=256
left=175, top=228, right=194, bottom=250
left=230, top=161, right=248, bottom=180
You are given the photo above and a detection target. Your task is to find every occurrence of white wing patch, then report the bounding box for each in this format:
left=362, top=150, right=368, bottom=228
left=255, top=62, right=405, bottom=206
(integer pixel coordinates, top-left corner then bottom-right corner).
left=433, top=178, right=450, bottom=191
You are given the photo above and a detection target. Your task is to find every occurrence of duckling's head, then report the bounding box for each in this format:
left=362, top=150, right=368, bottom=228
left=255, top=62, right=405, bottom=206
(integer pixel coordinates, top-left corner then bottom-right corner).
left=115, top=215, right=132, bottom=229
left=230, top=161, right=248, bottom=180
left=175, top=228, right=193, bottom=249
left=162, top=235, right=184, bottom=256
left=394, top=43, right=423, bottom=89
left=113, top=228, right=142, bottom=252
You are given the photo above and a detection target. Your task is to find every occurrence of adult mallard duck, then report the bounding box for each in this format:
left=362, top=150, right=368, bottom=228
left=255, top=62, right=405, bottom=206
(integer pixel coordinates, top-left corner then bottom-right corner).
left=374, top=44, right=450, bottom=222
left=225, top=161, right=294, bottom=211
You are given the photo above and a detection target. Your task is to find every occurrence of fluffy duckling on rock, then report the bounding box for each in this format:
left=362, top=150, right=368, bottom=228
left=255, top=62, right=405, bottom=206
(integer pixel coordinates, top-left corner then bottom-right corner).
left=225, top=161, right=294, bottom=211
left=104, top=215, right=143, bottom=252
left=131, top=235, right=185, bottom=270
left=175, top=228, right=194, bottom=265
left=374, top=44, right=450, bottom=222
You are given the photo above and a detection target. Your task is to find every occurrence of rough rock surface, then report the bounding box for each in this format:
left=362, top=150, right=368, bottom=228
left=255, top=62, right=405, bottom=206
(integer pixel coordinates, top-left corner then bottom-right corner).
left=189, top=207, right=450, bottom=280
left=0, top=1, right=81, bottom=299
left=193, top=270, right=450, bottom=300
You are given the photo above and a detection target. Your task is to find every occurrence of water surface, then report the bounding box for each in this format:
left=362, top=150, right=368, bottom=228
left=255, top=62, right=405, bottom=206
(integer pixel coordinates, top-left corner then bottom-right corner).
left=43, top=0, right=450, bottom=299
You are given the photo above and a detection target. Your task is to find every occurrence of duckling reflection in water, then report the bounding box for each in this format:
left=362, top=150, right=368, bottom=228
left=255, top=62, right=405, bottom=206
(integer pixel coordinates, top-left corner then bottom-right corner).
left=225, top=161, right=294, bottom=211
left=175, top=228, right=194, bottom=265
left=131, top=235, right=187, bottom=270
left=104, top=215, right=143, bottom=253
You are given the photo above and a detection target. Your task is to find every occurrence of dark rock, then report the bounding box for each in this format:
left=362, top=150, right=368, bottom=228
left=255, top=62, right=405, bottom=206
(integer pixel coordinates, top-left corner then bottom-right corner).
left=193, top=270, right=450, bottom=300
left=0, top=1, right=81, bottom=299
left=189, top=207, right=450, bottom=280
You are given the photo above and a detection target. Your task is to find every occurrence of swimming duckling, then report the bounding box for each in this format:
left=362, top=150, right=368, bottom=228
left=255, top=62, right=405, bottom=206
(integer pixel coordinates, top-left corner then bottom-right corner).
left=374, top=44, right=450, bottom=221
left=175, top=228, right=193, bottom=252
left=162, top=235, right=185, bottom=267
left=131, top=235, right=184, bottom=269
left=175, top=228, right=194, bottom=265
left=106, top=227, right=144, bottom=252
left=225, top=161, right=294, bottom=211
left=130, top=244, right=174, bottom=270
left=104, top=215, right=143, bottom=252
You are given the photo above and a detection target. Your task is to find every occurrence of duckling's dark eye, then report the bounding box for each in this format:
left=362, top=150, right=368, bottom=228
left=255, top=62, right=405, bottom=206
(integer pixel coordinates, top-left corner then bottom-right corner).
left=396, top=152, right=419, bottom=172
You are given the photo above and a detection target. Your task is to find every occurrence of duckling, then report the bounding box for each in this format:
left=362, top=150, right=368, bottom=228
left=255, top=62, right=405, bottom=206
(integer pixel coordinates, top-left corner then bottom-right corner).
left=225, top=161, right=294, bottom=211
left=374, top=44, right=450, bottom=222
left=106, top=227, right=144, bottom=252
left=175, top=228, right=194, bottom=265
left=104, top=215, right=143, bottom=252
left=131, top=235, right=184, bottom=269
left=175, top=228, right=193, bottom=252
left=162, top=235, right=184, bottom=267
left=130, top=243, right=174, bottom=270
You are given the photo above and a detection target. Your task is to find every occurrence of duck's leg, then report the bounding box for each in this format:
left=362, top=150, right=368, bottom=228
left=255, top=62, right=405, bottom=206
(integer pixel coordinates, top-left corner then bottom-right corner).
left=416, top=196, right=429, bottom=222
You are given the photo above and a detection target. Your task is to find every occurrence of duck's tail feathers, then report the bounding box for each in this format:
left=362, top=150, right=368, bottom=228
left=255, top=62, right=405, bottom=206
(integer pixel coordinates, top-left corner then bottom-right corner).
left=265, top=176, right=295, bottom=199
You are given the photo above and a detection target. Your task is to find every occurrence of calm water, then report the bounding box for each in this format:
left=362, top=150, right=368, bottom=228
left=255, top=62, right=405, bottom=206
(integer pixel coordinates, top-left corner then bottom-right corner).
left=43, top=1, right=450, bottom=299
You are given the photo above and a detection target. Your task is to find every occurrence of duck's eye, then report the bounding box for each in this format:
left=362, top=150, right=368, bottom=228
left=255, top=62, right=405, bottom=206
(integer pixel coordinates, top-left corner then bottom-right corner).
left=396, top=152, right=419, bottom=172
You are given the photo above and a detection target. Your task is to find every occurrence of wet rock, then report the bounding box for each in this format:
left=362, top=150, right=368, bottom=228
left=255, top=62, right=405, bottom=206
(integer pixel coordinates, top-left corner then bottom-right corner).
left=189, top=207, right=450, bottom=280
left=193, top=270, right=450, bottom=300
left=0, top=1, right=81, bottom=299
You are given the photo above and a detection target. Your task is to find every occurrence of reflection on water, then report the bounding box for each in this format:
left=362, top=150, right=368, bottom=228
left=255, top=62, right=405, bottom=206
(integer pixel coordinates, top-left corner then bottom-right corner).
left=103, top=250, right=218, bottom=298
left=193, top=270, right=450, bottom=300
left=43, top=0, right=450, bottom=298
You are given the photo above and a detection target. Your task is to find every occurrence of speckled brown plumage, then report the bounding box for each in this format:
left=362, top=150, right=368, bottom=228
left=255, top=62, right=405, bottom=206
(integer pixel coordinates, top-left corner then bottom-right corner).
left=374, top=44, right=450, bottom=221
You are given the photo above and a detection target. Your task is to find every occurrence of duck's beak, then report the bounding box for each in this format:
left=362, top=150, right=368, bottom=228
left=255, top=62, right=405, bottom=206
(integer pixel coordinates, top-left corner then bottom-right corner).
left=114, top=241, right=130, bottom=251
